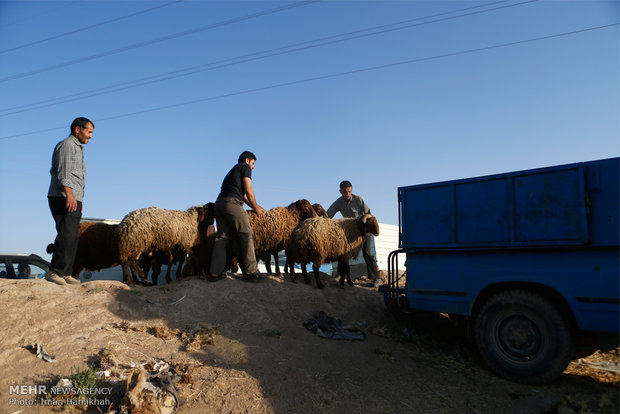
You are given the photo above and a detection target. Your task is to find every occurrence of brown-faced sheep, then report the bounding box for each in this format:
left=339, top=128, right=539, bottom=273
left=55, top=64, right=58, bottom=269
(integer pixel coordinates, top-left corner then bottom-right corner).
left=115, top=203, right=214, bottom=285
left=247, top=199, right=317, bottom=276
left=46, top=221, right=120, bottom=280
left=286, top=214, right=380, bottom=289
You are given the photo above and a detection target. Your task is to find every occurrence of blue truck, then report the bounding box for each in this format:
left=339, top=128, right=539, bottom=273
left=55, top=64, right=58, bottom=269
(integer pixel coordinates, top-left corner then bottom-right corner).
left=381, top=157, right=619, bottom=384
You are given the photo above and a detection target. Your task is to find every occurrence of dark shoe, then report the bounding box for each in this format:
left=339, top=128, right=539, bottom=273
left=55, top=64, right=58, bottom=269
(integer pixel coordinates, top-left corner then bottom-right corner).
left=205, top=273, right=226, bottom=282
left=243, top=272, right=266, bottom=282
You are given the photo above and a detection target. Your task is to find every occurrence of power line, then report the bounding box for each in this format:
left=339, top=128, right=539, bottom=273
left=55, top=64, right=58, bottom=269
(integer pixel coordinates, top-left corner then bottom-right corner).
left=0, top=0, right=532, bottom=116
left=1, top=22, right=616, bottom=141
left=0, top=0, right=185, bottom=55
left=0, top=0, right=320, bottom=84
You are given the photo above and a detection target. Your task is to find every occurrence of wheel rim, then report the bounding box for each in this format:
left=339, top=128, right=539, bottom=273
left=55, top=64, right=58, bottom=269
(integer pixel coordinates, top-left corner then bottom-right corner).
left=497, top=315, right=542, bottom=359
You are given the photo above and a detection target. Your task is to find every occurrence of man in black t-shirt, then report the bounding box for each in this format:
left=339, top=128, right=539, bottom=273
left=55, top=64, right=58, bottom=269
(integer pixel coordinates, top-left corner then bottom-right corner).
left=208, top=151, right=266, bottom=282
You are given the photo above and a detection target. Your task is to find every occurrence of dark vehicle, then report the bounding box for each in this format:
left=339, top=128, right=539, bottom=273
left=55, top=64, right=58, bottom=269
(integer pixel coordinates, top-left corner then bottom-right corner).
left=382, top=157, right=619, bottom=384
left=0, top=254, right=50, bottom=279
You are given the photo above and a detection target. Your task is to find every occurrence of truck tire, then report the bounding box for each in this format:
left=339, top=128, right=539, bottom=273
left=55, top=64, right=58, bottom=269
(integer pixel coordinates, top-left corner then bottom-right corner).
left=474, top=290, right=574, bottom=384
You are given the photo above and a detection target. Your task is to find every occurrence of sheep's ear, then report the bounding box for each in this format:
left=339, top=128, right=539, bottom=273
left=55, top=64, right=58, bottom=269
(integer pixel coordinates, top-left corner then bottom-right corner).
left=297, top=199, right=316, bottom=218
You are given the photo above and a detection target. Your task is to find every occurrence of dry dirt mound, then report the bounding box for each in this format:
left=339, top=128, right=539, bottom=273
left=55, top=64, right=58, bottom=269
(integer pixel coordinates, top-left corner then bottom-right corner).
left=0, top=274, right=617, bottom=414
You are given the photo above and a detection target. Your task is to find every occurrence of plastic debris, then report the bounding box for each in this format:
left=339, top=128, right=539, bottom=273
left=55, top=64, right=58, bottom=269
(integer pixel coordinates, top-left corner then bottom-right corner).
left=55, top=378, right=72, bottom=389
left=577, top=360, right=620, bottom=374
left=27, top=343, right=57, bottom=363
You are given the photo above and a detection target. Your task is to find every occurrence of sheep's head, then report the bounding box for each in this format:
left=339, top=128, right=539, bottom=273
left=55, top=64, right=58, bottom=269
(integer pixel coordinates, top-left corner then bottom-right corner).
left=195, top=203, right=215, bottom=242
left=203, top=202, right=215, bottom=225
left=312, top=203, right=328, bottom=218
left=290, top=199, right=317, bottom=220
left=361, top=214, right=380, bottom=236
left=194, top=206, right=206, bottom=223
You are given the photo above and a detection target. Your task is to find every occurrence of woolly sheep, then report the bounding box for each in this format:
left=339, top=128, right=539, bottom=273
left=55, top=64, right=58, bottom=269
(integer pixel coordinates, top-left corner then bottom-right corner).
left=286, top=214, right=380, bottom=289
left=46, top=221, right=120, bottom=280
left=115, top=203, right=213, bottom=285
left=246, top=199, right=317, bottom=276
left=283, top=202, right=329, bottom=276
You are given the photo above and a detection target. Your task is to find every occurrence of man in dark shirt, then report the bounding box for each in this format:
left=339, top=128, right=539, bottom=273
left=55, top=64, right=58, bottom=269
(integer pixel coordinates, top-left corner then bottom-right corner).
left=327, top=180, right=380, bottom=286
left=208, top=151, right=266, bottom=282
left=46, top=117, right=94, bottom=286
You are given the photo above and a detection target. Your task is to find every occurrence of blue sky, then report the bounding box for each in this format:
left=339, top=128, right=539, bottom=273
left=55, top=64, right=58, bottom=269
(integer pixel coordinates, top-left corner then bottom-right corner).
left=0, top=0, right=618, bottom=259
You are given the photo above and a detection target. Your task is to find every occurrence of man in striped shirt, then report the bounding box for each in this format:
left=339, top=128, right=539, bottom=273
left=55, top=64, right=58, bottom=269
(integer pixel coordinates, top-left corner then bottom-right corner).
left=46, top=117, right=94, bottom=286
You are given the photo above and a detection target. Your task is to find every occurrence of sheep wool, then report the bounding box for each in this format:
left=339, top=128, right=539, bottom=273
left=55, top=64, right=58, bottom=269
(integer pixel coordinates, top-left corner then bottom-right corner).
left=115, top=205, right=208, bottom=284
left=287, top=214, right=380, bottom=289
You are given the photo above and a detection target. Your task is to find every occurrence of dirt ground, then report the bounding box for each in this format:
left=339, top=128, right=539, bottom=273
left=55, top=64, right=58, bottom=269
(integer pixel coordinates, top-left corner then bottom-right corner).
left=0, top=272, right=618, bottom=414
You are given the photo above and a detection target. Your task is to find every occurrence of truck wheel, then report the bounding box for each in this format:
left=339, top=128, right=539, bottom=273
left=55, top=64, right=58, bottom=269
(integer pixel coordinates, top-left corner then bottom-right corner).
left=474, top=290, right=574, bottom=384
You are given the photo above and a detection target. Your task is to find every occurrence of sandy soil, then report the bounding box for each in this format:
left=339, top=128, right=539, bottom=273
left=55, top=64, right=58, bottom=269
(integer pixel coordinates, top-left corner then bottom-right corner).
left=0, top=273, right=617, bottom=414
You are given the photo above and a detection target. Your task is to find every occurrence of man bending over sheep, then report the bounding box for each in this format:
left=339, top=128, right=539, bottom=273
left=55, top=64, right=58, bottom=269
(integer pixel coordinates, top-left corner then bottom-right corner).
left=327, top=180, right=380, bottom=287
left=208, top=151, right=266, bottom=282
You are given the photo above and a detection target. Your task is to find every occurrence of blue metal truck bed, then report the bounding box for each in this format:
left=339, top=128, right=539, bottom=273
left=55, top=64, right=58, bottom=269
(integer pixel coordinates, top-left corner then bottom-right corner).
left=383, top=157, right=619, bottom=384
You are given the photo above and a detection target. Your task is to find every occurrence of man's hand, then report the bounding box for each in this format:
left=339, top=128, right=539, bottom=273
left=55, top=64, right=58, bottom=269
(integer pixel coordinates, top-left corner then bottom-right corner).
left=255, top=206, right=266, bottom=219
left=64, top=187, right=78, bottom=212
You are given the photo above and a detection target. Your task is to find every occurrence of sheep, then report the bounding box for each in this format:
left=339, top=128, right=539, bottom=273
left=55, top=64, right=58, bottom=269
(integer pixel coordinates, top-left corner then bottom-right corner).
left=115, top=203, right=214, bottom=285
left=46, top=221, right=121, bottom=280
left=283, top=203, right=329, bottom=276
left=246, top=199, right=317, bottom=276
left=285, top=214, right=380, bottom=289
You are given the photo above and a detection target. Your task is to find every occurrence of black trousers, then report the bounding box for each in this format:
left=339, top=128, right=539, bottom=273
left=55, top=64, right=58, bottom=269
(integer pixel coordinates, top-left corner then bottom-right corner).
left=362, top=236, right=379, bottom=279
left=48, top=196, right=82, bottom=277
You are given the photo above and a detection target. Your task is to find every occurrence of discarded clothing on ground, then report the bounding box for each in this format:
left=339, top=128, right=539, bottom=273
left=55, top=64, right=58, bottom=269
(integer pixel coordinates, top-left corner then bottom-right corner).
left=303, top=311, right=366, bottom=340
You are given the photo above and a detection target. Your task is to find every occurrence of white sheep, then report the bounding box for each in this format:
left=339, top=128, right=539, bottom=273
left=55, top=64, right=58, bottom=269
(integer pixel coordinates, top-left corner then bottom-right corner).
left=285, top=214, right=380, bottom=289
left=115, top=204, right=214, bottom=285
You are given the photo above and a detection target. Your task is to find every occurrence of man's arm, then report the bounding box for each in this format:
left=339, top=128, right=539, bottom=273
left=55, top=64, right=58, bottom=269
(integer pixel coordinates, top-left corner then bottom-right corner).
left=326, top=199, right=340, bottom=219
left=242, top=177, right=266, bottom=219
left=359, top=196, right=371, bottom=215
left=55, top=142, right=78, bottom=212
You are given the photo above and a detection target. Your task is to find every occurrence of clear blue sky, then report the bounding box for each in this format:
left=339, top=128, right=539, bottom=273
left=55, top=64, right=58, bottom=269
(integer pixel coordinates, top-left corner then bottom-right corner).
left=0, top=0, right=618, bottom=259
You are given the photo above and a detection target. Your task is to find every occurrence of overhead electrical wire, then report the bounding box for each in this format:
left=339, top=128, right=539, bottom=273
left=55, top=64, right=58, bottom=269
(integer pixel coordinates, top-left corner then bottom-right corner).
left=0, top=0, right=321, bottom=84
left=0, top=0, right=185, bottom=55
left=1, top=22, right=616, bottom=141
left=0, top=0, right=533, bottom=116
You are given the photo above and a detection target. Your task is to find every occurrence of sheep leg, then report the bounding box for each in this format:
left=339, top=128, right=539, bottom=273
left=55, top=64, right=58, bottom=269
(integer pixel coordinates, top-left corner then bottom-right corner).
left=287, top=261, right=298, bottom=283
left=272, top=252, right=282, bottom=277
left=338, top=260, right=353, bottom=288
left=301, top=265, right=311, bottom=284
left=130, top=261, right=148, bottom=285
left=150, top=261, right=162, bottom=285
left=165, top=264, right=172, bottom=284
left=121, top=262, right=135, bottom=286
left=264, top=256, right=273, bottom=275
left=165, top=253, right=173, bottom=284
left=312, top=264, right=324, bottom=289
left=175, top=255, right=184, bottom=280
